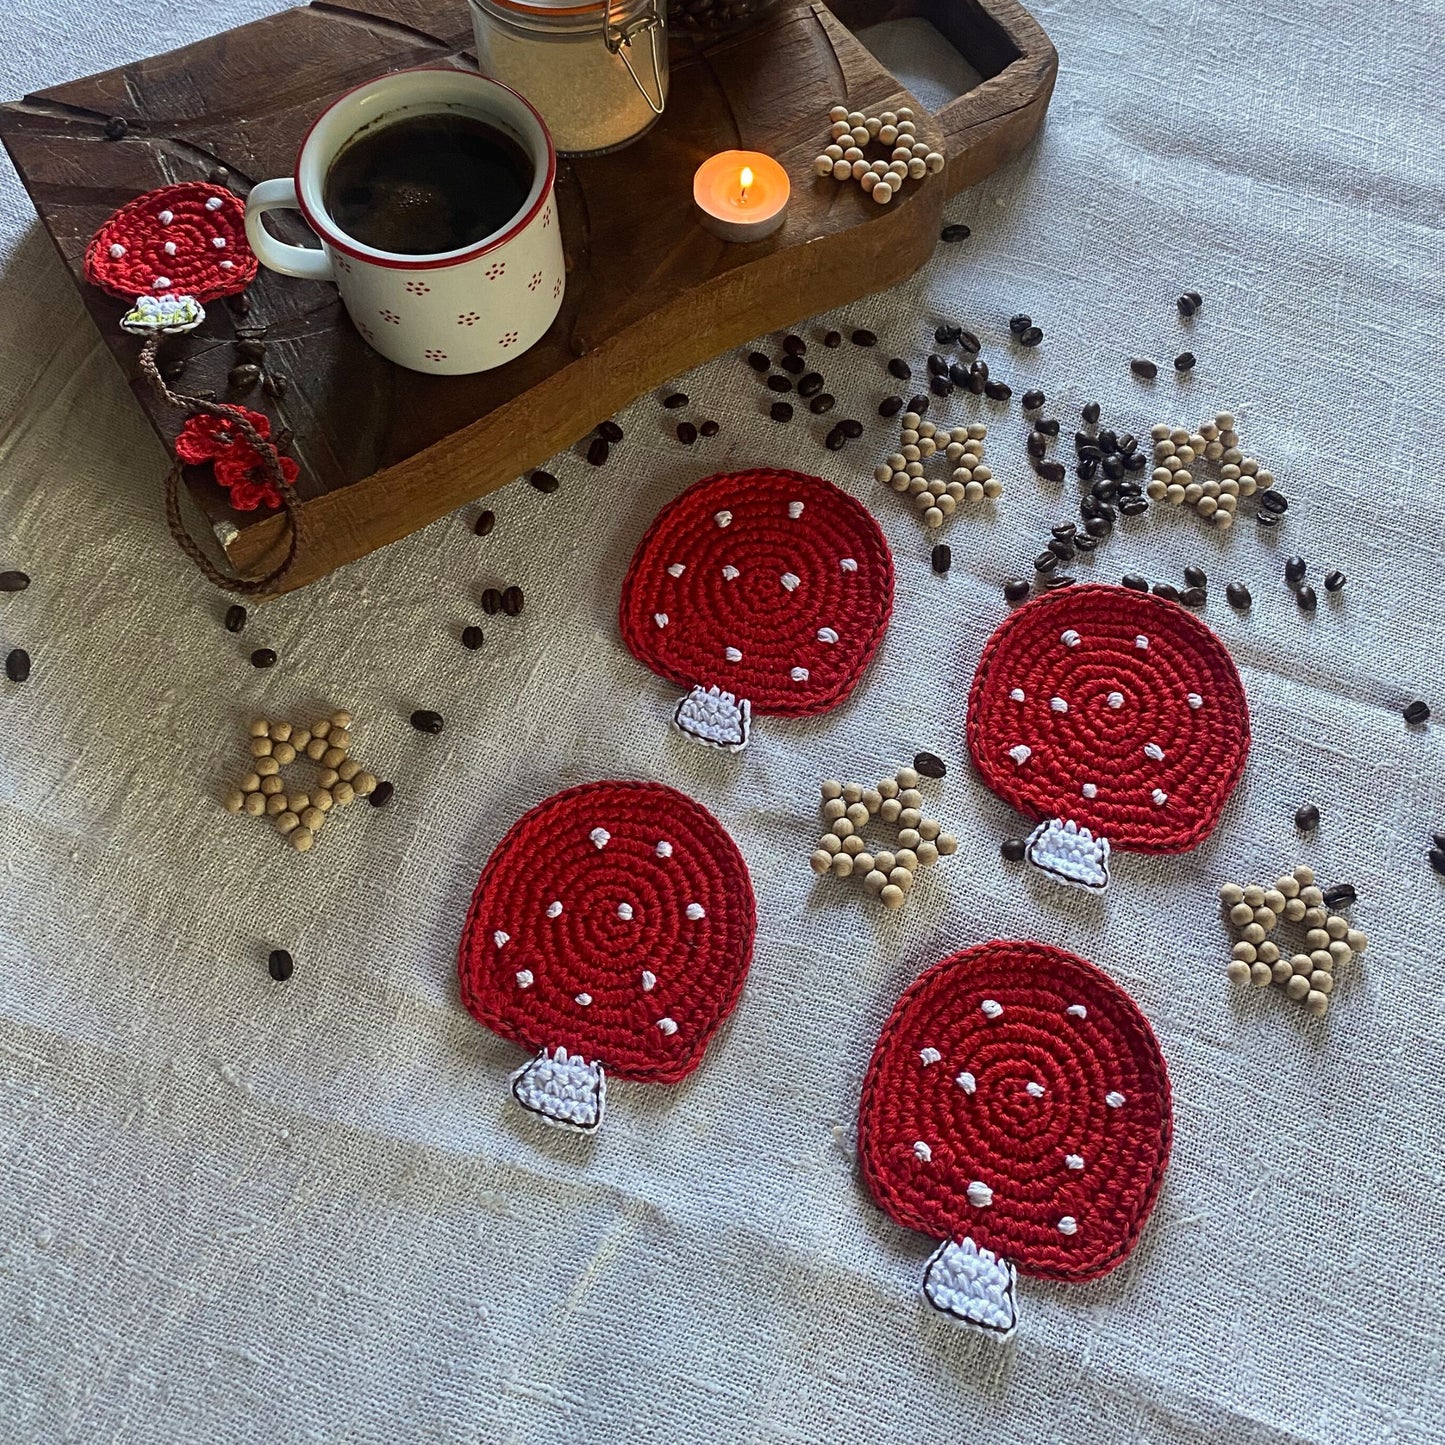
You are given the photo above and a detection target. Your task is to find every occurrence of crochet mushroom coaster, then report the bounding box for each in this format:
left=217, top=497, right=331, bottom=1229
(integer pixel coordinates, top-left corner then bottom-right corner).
left=967, top=584, right=1249, bottom=891
left=620, top=469, right=894, bottom=752
left=459, top=781, right=756, bottom=1134
left=857, top=940, right=1173, bottom=1341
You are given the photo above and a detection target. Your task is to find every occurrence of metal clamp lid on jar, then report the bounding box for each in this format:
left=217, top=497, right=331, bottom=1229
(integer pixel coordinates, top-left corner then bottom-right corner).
left=471, top=0, right=666, bottom=116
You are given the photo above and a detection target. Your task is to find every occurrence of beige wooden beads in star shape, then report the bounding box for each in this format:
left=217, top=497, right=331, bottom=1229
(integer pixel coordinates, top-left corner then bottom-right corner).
left=809, top=766, right=958, bottom=909
left=223, top=709, right=379, bottom=852
left=1146, top=411, right=1277, bottom=528
left=813, top=105, right=945, bottom=206
left=1221, top=865, right=1367, bottom=1016
left=874, top=416, right=996, bottom=530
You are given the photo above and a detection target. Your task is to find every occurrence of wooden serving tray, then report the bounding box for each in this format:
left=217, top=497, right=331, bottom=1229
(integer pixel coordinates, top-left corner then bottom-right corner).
left=0, top=0, right=1055, bottom=592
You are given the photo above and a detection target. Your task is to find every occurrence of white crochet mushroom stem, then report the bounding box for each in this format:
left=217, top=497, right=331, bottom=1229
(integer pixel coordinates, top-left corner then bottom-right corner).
left=1024, top=818, right=1111, bottom=892
left=672, top=684, right=751, bottom=752
left=922, top=1237, right=1018, bottom=1340
left=509, top=1046, right=606, bottom=1134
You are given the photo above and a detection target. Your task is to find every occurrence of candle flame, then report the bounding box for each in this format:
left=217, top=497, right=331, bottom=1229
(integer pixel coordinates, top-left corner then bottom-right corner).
left=739, top=165, right=753, bottom=202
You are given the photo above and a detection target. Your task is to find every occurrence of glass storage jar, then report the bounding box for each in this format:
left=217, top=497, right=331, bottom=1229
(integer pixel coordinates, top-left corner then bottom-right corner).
left=468, top=0, right=668, bottom=156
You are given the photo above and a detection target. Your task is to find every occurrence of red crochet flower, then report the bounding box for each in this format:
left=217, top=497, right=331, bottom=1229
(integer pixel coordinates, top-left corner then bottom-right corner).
left=174, top=408, right=297, bottom=512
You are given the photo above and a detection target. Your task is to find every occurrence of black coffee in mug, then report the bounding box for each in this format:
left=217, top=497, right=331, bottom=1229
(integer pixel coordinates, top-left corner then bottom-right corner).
left=323, top=110, right=534, bottom=256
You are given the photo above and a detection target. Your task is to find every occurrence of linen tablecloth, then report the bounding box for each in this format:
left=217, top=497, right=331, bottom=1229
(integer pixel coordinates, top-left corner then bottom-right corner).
left=2, top=0, right=1443, bottom=1439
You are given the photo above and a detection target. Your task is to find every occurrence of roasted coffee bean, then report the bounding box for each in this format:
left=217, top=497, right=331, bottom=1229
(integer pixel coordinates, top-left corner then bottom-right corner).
left=1226, top=582, right=1252, bottom=609
left=1117, top=434, right=1138, bottom=456
left=529, top=469, right=560, bottom=492
left=699, top=420, right=720, bottom=437
left=1051, top=522, right=1077, bottom=541
left=597, top=420, right=624, bottom=442
left=224, top=604, right=247, bottom=634
left=888, top=357, right=912, bottom=380
left=410, top=709, right=445, bottom=734
left=984, top=380, right=1012, bottom=400
left=1124, top=451, right=1148, bottom=472
left=824, top=428, right=847, bottom=451
left=662, top=391, right=688, bottom=408
left=1261, top=491, right=1289, bottom=513
left=1083, top=515, right=1111, bottom=538
left=474, top=510, right=496, bottom=538
left=1043, top=574, right=1076, bottom=590
left=481, top=588, right=502, bottom=614
left=1284, top=556, right=1307, bottom=584
left=930, top=376, right=954, bottom=397
left=823, top=330, right=842, bottom=348
left=1102, top=453, right=1125, bottom=480
left=770, top=401, right=794, bottom=423
left=909, top=395, right=930, bottom=415
left=1117, top=481, right=1143, bottom=498
left=964, top=372, right=985, bottom=395
left=1003, top=577, right=1031, bottom=602
left=797, top=372, right=825, bottom=397
left=1176, top=293, right=1198, bottom=318
left=1257, top=510, right=1281, bottom=528
left=268, top=949, right=294, bottom=982
left=1075, top=431, right=1096, bottom=455
left=1097, top=429, right=1118, bottom=454
left=747, top=351, right=771, bottom=371
left=235, top=339, right=267, bottom=361
left=878, top=395, right=904, bottom=418
left=931, top=544, right=952, bottom=574
left=948, top=363, right=971, bottom=388
left=1325, top=570, right=1346, bottom=592
left=1405, top=699, right=1431, bottom=725
left=1295, top=803, right=1320, bottom=832
left=779, top=354, right=805, bottom=375
left=587, top=435, right=610, bottom=465
left=103, top=116, right=129, bottom=140
left=927, top=354, right=950, bottom=378
left=501, top=586, right=524, bottom=616
left=208, top=166, right=231, bottom=186
left=462, top=625, right=485, bottom=650
left=1009, top=314, right=1031, bottom=335
left=1297, top=584, right=1318, bottom=612
left=935, top=324, right=961, bottom=345
left=766, top=374, right=793, bottom=393
left=1118, top=496, right=1149, bottom=517
left=1430, top=849, right=1445, bottom=877
left=1152, top=583, right=1180, bottom=602
left=851, top=329, right=877, bottom=347
left=1089, top=478, right=1116, bottom=500
left=1034, top=550, right=1059, bottom=573
left=940, top=223, right=971, bottom=242
left=676, top=421, right=698, bottom=444
left=1184, top=290, right=1202, bottom=308
left=1130, top=358, right=1158, bottom=379
left=261, top=372, right=289, bottom=398
left=1001, top=838, right=1027, bottom=862
left=1174, top=351, right=1196, bottom=372
left=3, top=645, right=32, bottom=683
left=1048, top=537, right=1075, bottom=560
left=970, top=359, right=989, bottom=383
left=1184, top=566, right=1207, bottom=588
left=1036, top=418, right=1060, bottom=437
left=1019, top=326, right=1043, bottom=348
left=1081, top=401, right=1101, bottom=424
left=228, top=363, right=261, bottom=391
left=369, top=779, right=395, bottom=808
left=1033, top=459, right=1065, bottom=483
left=0, top=571, right=31, bottom=592
left=914, top=750, right=947, bottom=779
left=249, top=648, right=276, bottom=669
left=1180, top=585, right=1207, bottom=607
left=809, top=393, right=836, bottom=415
left=1073, top=533, right=1100, bottom=553
left=160, top=359, right=187, bottom=382
left=782, top=334, right=806, bottom=356
left=1022, top=390, right=1046, bottom=410
left=958, top=330, right=982, bottom=354
left=1122, top=574, right=1150, bottom=592
left=1322, top=882, right=1357, bottom=908
left=839, top=418, right=864, bottom=438
left=1027, top=432, right=1047, bottom=460
left=228, top=293, right=251, bottom=316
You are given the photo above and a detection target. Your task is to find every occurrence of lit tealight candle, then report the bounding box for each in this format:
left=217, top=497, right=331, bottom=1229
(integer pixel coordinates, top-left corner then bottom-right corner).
left=693, top=151, right=790, bottom=243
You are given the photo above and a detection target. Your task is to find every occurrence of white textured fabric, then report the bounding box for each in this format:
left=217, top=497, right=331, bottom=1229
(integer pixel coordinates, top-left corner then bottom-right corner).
left=3, top=0, right=1445, bottom=1439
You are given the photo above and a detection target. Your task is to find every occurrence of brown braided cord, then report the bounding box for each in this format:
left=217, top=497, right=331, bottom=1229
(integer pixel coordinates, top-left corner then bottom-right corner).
left=138, top=334, right=306, bottom=595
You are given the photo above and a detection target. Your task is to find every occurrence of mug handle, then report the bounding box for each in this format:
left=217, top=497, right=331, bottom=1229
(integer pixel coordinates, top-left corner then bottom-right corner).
left=244, top=178, right=336, bottom=281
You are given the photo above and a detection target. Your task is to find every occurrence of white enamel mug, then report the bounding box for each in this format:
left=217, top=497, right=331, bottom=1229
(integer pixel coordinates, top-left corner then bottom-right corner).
left=245, top=68, right=564, bottom=376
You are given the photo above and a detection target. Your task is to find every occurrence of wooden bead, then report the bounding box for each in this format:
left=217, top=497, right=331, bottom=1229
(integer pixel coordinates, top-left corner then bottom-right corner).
left=331, top=710, right=352, bottom=729
left=1304, top=928, right=1330, bottom=951
left=897, top=767, right=921, bottom=789
left=1257, top=941, right=1280, bottom=964
left=1346, top=928, right=1368, bottom=952
left=1325, top=915, right=1349, bottom=940
left=897, top=827, right=921, bottom=850
left=318, top=769, right=340, bottom=788
left=311, top=719, right=331, bottom=739
left=240, top=772, right=260, bottom=792
left=862, top=869, right=888, bottom=895
left=1243, top=885, right=1265, bottom=907
left=305, top=739, right=328, bottom=761
left=321, top=746, right=347, bottom=769
left=300, top=806, right=326, bottom=831
left=243, top=792, right=266, bottom=816
left=259, top=775, right=284, bottom=796
left=255, top=756, right=280, bottom=776
left=873, top=851, right=896, bottom=873
left=820, top=834, right=842, bottom=855
left=833, top=854, right=855, bottom=878
left=1275, top=875, right=1300, bottom=898
left=1310, top=970, right=1334, bottom=994
left=1285, top=974, right=1310, bottom=1000
left=821, top=779, right=843, bottom=800
left=831, top=817, right=855, bottom=839
left=854, top=852, right=875, bottom=875
left=353, top=773, right=378, bottom=797
left=290, top=826, right=315, bottom=853
left=1228, top=902, right=1254, bottom=926
left=823, top=798, right=847, bottom=820
left=291, top=729, right=311, bottom=751
left=275, top=812, right=300, bottom=834
left=269, top=721, right=292, bottom=742
left=249, top=737, right=273, bottom=758
left=223, top=790, right=246, bottom=813
left=898, top=787, right=923, bottom=809
left=936, top=833, right=957, bottom=856
left=1270, top=959, right=1293, bottom=984
left=1303, top=906, right=1328, bottom=929
left=272, top=742, right=296, bottom=765
left=338, top=758, right=361, bottom=782
left=888, top=866, right=913, bottom=891
left=1249, top=962, right=1272, bottom=986
left=1231, top=941, right=1257, bottom=963
left=1310, top=950, right=1333, bottom=971
left=1219, top=882, right=1244, bottom=905
left=1305, top=990, right=1328, bottom=1016
left=879, top=798, right=902, bottom=823
left=1293, top=864, right=1315, bottom=885
left=842, top=834, right=865, bottom=856
left=842, top=782, right=863, bottom=804
left=265, top=793, right=288, bottom=816
left=249, top=719, right=270, bottom=737
left=894, top=848, right=918, bottom=872
left=286, top=793, right=310, bottom=814
left=1328, top=940, right=1351, bottom=965
left=880, top=883, right=905, bottom=909
left=1283, top=898, right=1307, bottom=922
left=1290, top=954, right=1313, bottom=975
left=877, top=777, right=899, bottom=799
left=1225, top=959, right=1251, bottom=984
left=1262, top=889, right=1286, bottom=913
left=846, top=802, right=870, bottom=827
left=898, top=808, right=922, bottom=830
left=328, top=729, right=351, bottom=751
left=918, top=818, right=941, bottom=841
left=312, top=789, right=334, bottom=811
left=1241, top=922, right=1266, bottom=944
left=861, top=788, right=882, bottom=812
left=915, top=840, right=939, bottom=865
left=1300, top=886, right=1324, bottom=907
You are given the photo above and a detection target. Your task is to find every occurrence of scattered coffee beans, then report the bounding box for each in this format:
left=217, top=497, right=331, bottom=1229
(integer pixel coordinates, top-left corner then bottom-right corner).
left=1226, top=582, right=1252, bottom=609
left=1295, top=803, right=1320, bottom=832
left=474, top=509, right=496, bottom=537
left=1297, top=584, right=1318, bottom=612
left=940, top=224, right=971, bottom=242
left=410, top=710, right=445, bottom=734
left=887, top=358, right=911, bottom=380
left=235, top=339, right=266, bottom=361
left=838, top=418, right=864, bottom=439
left=1021, top=390, right=1045, bottom=410
left=1122, top=574, right=1149, bottom=592
left=931, top=544, right=951, bottom=574
left=1043, top=575, right=1076, bottom=589
left=462, top=625, right=484, bottom=650
left=1176, top=293, right=1199, bottom=317
left=1284, top=556, right=1307, bottom=585
left=529, top=469, right=559, bottom=493
left=879, top=395, right=903, bottom=417
left=913, top=751, right=947, bottom=779
left=228, top=363, right=261, bottom=391
left=1152, top=582, right=1180, bottom=602
left=984, top=380, right=1012, bottom=400
left=481, top=588, right=501, bottom=614
left=1184, top=566, right=1207, bottom=588
left=676, top=421, right=698, bottom=444
left=262, top=373, right=289, bottom=398
left=779, top=355, right=805, bottom=375
left=1033, top=459, right=1065, bottom=483
left=501, top=585, right=524, bottom=616
left=1322, top=882, right=1356, bottom=908
left=1003, top=577, right=1030, bottom=602
left=766, top=375, right=793, bottom=393
left=782, top=334, right=806, bottom=356
left=586, top=435, right=610, bottom=465
left=1130, top=358, right=1159, bottom=379
left=1404, top=699, right=1431, bottom=725
left=369, top=780, right=394, bottom=808
left=851, top=329, right=878, bottom=347
left=597, top=420, right=624, bottom=443
left=1081, top=401, right=1101, bottom=423
left=1430, top=848, right=1445, bottom=877
left=1174, top=351, right=1196, bottom=372
left=5, top=648, right=30, bottom=682
left=797, top=372, right=825, bottom=397
left=958, top=330, right=981, bottom=354
left=103, top=116, right=128, bottom=140
left=224, top=604, right=247, bottom=634
left=268, top=949, right=294, bottom=982
left=824, top=429, right=846, bottom=451
left=747, top=351, right=770, bottom=371
left=1019, top=326, right=1043, bottom=348
left=1001, top=837, right=1027, bottom=862
left=662, top=391, right=688, bottom=408
left=935, top=324, right=961, bottom=345
left=809, top=394, right=836, bottom=414
left=1324, top=570, right=1346, bottom=592
left=250, top=648, right=276, bottom=669
left=0, top=571, right=30, bottom=593
left=770, top=401, right=794, bottom=423
left=823, top=330, right=842, bottom=348
left=699, top=420, right=720, bottom=437
left=1008, top=314, right=1031, bottom=335
left=1261, top=491, right=1289, bottom=513
left=1180, top=586, right=1207, bottom=608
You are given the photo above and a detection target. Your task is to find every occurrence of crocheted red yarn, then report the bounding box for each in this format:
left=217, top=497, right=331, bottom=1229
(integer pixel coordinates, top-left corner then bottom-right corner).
left=858, top=940, right=1172, bottom=1282
left=83, top=182, right=256, bottom=301
left=620, top=469, right=893, bottom=716
left=967, top=584, right=1249, bottom=851
left=174, top=408, right=297, bottom=512
left=459, top=781, right=756, bottom=1084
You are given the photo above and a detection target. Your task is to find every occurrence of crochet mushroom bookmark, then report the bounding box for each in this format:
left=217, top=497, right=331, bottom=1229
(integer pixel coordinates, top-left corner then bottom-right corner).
left=620, top=470, right=894, bottom=751
left=458, top=781, right=756, bottom=1133
left=967, top=584, right=1250, bottom=891
left=858, top=941, right=1173, bottom=1340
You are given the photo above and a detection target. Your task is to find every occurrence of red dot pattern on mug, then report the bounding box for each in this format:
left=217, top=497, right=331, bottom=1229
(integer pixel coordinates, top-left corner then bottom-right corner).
left=858, top=940, right=1173, bottom=1282
left=459, top=781, right=756, bottom=1084
left=967, top=584, right=1249, bottom=852
left=620, top=469, right=894, bottom=716
left=83, top=182, right=257, bottom=302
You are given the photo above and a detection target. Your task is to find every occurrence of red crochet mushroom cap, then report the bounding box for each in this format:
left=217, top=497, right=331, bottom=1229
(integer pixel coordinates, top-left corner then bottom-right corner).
left=83, top=181, right=257, bottom=302
left=967, top=584, right=1249, bottom=852
left=620, top=469, right=894, bottom=717
left=458, top=781, right=756, bottom=1084
left=858, top=940, right=1172, bottom=1282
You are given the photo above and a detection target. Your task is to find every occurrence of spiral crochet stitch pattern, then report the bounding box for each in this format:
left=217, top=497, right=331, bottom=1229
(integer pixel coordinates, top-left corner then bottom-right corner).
left=620, top=470, right=893, bottom=750
left=858, top=941, right=1172, bottom=1335
left=459, top=781, right=756, bottom=1132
